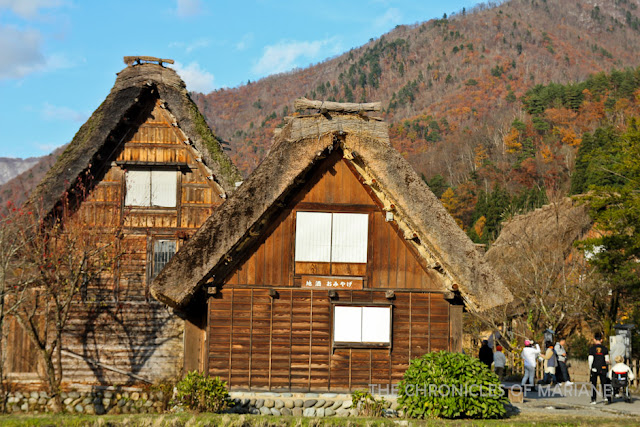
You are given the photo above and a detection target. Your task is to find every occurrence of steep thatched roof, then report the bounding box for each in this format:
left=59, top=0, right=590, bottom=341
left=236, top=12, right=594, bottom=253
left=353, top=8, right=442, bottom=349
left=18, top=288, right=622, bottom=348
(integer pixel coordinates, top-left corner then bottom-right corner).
left=28, top=61, right=241, bottom=215
left=485, top=197, right=592, bottom=277
left=151, top=103, right=511, bottom=312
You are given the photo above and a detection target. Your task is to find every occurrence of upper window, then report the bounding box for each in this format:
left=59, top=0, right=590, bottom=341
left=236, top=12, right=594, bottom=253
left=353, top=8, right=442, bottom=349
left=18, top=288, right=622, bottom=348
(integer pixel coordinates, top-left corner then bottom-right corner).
left=294, top=212, right=368, bottom=263
left=125, top=170, right=177, bottom=207
left=333, top=305, right=391, bottom=346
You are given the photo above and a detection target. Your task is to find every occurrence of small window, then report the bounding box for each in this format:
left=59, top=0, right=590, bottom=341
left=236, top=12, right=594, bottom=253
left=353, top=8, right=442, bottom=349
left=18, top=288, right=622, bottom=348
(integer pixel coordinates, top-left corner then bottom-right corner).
left=333, top=305, right=391, bottom=346
left=295, top=212, right=368, bottom=263
left=125, top=170, right=177, bottom=207
left=153, top=240, right=176, bottom=278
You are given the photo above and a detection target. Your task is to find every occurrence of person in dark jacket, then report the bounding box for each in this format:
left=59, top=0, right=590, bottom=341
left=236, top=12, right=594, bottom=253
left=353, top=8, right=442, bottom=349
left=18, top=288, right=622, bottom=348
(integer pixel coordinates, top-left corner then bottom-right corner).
left=479, top=340, right=493, bottom=369
left=589, top=332, right=611, bottom=404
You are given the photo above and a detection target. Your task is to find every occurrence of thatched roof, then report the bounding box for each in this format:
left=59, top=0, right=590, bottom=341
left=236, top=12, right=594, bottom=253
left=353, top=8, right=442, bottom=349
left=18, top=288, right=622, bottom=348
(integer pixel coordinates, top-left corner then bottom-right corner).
left=485, top=197, right=592, bottom=277
left=151, top=103, right=511, bottom=312
left=28, top=61, right=241, bottom=215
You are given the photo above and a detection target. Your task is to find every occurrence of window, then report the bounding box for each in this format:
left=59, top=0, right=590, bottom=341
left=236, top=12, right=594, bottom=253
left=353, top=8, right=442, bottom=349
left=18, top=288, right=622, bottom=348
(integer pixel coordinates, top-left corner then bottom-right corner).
left=152, top=240, right=176, bottom=278
left=125, top=170, right=177, bottom=207
left=333, top=305, right=391, bottom=345
left=295, top=212, right=368, bottom=263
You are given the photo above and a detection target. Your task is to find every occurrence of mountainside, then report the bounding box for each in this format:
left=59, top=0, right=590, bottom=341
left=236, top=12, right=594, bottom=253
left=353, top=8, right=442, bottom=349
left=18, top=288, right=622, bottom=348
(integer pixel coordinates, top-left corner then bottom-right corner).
left=0, top=157, right=42, bottom=185
left=194, top=0, right=640, bottom=183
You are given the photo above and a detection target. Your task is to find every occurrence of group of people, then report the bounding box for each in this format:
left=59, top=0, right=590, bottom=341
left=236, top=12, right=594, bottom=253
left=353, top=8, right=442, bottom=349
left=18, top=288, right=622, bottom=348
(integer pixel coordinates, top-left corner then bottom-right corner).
left=517, top=332, right=635, bottom=404
left=519, top=338, right=573, bottom=389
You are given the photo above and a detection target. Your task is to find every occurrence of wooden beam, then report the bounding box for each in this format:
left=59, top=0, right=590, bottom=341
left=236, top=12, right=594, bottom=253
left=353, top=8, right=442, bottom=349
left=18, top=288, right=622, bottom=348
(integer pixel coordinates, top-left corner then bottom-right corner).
left=294, top=97, right=382, bottom=112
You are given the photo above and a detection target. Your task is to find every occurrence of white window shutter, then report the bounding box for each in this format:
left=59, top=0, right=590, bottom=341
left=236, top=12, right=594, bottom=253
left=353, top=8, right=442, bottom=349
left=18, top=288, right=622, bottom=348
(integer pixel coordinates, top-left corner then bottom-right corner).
left=331, top=213, right=369, bottom=263
left=151, top=170, right=177, bottom=207
left=295, top=212, right=332, bottom=262
left=125, top=170, right=151, bottom=206
left=361, top=306, right=391, bottom=343
left=333, top=306, right=362, bottom=342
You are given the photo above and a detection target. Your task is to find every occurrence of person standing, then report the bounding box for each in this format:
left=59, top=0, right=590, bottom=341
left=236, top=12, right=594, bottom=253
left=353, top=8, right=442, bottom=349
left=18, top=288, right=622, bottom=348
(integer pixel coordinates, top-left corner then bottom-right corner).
left=554, top=338, right=573, bottom=385
left=479, top=339, right=493, bottom=369
left=493, top=345, right=506, bottom=382
left=541, top=342, right=558, bottom=385
left=521, top=340, right=541, bottom=389
left=589, top=332, right=611, bottom=404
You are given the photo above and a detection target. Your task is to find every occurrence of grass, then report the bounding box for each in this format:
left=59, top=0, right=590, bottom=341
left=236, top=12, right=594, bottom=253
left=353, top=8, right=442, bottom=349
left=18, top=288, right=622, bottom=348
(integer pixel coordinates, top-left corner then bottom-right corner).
left=0, top=412, right=639, bottom=427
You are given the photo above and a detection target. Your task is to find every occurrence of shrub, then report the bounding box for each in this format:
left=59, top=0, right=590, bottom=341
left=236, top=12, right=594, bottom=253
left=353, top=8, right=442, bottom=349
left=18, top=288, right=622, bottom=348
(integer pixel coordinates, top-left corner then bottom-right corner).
left=351, top=390, right=386, bottom=417
left=397, top=351, right=508, bottom=419
left=172, top=371, right=232, bottom=413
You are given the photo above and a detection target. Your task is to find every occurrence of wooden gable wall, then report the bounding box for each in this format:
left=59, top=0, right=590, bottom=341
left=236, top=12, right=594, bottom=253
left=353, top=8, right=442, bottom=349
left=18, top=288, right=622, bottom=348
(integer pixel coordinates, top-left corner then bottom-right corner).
left=224, top=150, right=445, bottom=291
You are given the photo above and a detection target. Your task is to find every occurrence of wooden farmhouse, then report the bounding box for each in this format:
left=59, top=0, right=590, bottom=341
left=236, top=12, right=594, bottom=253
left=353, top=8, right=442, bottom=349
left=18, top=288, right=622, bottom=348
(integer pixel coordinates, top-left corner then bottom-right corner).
left=151, top=98, right=512, bottom=392
left=6, top=57, right=242, bottom=386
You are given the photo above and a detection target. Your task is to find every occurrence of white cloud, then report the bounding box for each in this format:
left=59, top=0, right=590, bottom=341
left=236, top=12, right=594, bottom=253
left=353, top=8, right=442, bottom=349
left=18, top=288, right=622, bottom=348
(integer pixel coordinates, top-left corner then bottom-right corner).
left=173, top=61, right=215, bottom=93
left=374, top=8, right=402, bottom=29
left=175, top=0, right=202, bottom=18
left=253, top=38, right=342, bottom=76
left=236, top=33, right=254, bottom=51
left=0, top=0, right=64, bottom=19
left=42, top=103, right=87, bottom=122
left=0, top=25, right=75, bottom=79
left=0, top=25, right=45, bottom=79
left=168, top=38, right=210, bottom=54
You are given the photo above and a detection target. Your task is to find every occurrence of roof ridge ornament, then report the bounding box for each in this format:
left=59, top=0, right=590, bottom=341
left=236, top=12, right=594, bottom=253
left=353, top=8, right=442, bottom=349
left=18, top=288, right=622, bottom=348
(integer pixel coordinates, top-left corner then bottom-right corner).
left=123, top=56, right=175, bottom=67
left=294, top=97, right=381, bottom=113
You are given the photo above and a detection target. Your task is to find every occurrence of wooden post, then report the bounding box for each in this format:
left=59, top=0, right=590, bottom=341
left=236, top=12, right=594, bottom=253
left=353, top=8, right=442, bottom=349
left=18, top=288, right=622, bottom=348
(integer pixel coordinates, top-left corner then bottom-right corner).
left=294, top=97, right=382, bottom=112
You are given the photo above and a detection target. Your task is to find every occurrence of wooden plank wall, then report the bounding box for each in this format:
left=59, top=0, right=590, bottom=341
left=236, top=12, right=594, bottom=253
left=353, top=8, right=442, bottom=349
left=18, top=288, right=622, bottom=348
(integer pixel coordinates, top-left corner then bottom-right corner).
left=208, top=287, right=451, bottom=392
left=6, top=98, right=220, bottom=384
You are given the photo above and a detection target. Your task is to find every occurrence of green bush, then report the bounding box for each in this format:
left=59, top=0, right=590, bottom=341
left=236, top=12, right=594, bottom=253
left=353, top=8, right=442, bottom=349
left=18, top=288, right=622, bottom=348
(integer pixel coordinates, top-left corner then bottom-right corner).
left=172, top=371, right=232, bottom=413
left=351, top=390, right=386, bottom=417
left=397, top=351, right=508, bottom=419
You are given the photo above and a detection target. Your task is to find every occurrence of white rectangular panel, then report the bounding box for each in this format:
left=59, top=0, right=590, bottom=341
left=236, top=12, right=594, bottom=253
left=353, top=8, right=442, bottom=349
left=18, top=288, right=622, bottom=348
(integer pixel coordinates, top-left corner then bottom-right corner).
left=294, top=212, right=332, bottom=262
left=151, top=170, right=177, bottom=207
left=361, top=306, right=391, bottom=343
left=331, top=213, right=369, bottom=263
left=125, top=170, right=151, bottom=206
left=333, top=306, right=362, bottom=343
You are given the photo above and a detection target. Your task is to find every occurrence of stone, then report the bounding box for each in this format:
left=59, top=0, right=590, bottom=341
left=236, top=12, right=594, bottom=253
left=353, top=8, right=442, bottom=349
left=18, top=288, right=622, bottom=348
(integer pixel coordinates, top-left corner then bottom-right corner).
left=64, top=405, right=73, bottom=413
left=341, top=400, right=352, bottom=409
left=14, top=392, right=23, bottom=400
left=384, top=409, right=397, bottom=417
left=305, top=393, right=319, bottom=398
left=38, top=398, right=47, bottom=405
left=82, top=397, right=92, bottom=405
left=59, top=392, right=67, bottom=399
left=336, top=408, right=349, bottom=417
left=281, top=407, right=292, bottom=416
left=294, top=399, right=304, bottom=407
left=284, top=400, right=294, bottom=409
left=30, top=392, right=39, bottom=399
left=84, top=405, right=95, bottom=415
left=74, top=404, right=84, bottom=413
left=255, top=398, right=264, bottom=408
left=316, top=408, right=325, bottom=417
left=303, top=399, right=317, bottom=408
left=349, top=408, right=358, bottom=417
left=20, top=403, right=28, bottom=412
left=274, top=400, right=284, bottom=409
left=325, top=408, right=335, bottom=416
left=102, top=399, right=111, bottom=407
left=249, top=408, right=260, bottom=415
left=142, top=392, right=149, bottom=400
left=320, top=393, right=338, bottom=399
left=270, top=408, right=281, bottom=416
left=303, top=407, right=315, bottom=417
left=144, top=400, right=153, bottom=407
left=249, top=398, right=256, bottom=406
left=69, top=392, right=80, bottom=399
left=330, top=400, right=342, bottom=410
left=131, top=392, right=140, bottom=401
left=39, top=391, right=48, bottom=399
left=95, top=405, right=106, bottom=415
left=292, top=408, right=303, bottom=417
left=122, top=392, right=130, bottom=399
left=117, top=399, right=126, bottom=407
left=259, top=406, right=271, bottom=415
left=111, top=407, right=122, bottom=415
left=153, top=402, right=163, bottom=408
left=314, top=399, right=325, bottom=408
left=104, top=391, right=113, bottom=399
left=323, top=400, right=333, bottom=408
left=28, top=398, right=37, bottom=405
left=264, top=399, right=275, bottom=408
left=281, top=393, right=293, bottom=398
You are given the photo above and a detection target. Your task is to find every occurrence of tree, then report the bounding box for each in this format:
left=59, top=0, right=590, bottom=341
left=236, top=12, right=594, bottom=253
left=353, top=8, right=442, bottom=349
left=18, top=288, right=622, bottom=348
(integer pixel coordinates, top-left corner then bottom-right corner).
left=576, top=118, right=640, bottom=334
left=7, top=193, right=120, bottom=412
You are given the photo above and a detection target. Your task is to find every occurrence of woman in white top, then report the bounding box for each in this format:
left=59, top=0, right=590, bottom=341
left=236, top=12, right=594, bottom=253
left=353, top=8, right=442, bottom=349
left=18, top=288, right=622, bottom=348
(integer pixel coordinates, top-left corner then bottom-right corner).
left=521, top=340, right=541, bottom=388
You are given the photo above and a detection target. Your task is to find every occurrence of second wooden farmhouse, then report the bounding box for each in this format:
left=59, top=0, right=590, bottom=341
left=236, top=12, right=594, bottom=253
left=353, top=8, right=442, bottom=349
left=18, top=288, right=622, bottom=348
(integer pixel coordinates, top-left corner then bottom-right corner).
left=152, top=99, right=512, bottom=392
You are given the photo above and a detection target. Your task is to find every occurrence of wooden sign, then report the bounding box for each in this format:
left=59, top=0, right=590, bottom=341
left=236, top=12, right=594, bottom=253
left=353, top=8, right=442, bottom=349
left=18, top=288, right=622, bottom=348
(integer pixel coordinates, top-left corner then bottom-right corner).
left=301, top=275, right=363, bottom=290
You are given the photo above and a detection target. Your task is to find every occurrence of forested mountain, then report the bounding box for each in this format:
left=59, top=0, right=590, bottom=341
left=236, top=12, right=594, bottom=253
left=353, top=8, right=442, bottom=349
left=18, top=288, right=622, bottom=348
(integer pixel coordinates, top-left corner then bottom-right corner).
left=192, top=0, right=640, bottom=241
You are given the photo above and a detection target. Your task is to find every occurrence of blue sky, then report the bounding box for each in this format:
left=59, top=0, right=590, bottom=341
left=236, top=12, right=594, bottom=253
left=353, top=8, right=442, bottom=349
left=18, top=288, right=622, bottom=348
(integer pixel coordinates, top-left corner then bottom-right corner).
left=0, top=0, right=481, bottom=159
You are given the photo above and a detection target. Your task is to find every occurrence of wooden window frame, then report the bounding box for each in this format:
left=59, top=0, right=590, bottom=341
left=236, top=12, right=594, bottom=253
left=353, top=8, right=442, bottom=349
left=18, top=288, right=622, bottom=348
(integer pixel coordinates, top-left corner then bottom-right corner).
left=124, top=168, right=179, bottom=208
left=331, top=302, right=393, bottom=350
